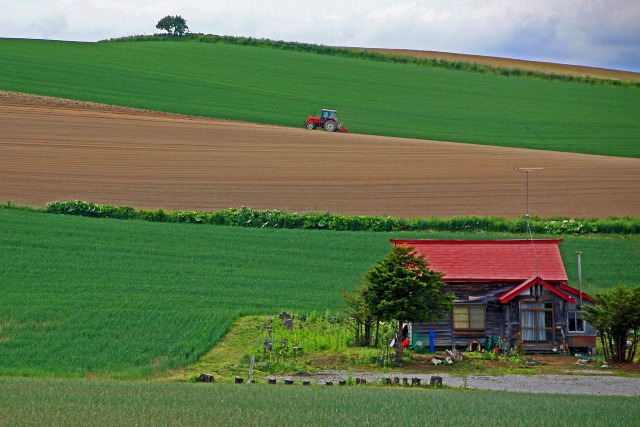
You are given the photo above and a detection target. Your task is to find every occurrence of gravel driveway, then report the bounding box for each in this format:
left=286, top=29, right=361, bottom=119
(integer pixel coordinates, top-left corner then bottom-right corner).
left=268, top=371, right=640, bottom=396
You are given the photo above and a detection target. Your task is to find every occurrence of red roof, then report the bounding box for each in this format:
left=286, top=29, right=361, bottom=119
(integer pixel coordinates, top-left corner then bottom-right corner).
left=389, top=239, right=568, bottom=283
left=497, top=276, right=575, bottom=304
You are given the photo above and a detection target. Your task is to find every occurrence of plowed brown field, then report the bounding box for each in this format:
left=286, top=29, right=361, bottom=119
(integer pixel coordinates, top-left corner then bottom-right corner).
left=1, top=94, right=639, bottom=218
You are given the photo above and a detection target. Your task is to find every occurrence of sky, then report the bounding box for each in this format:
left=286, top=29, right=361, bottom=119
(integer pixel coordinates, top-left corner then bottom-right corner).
left=1, top=0, right=639, bottom=72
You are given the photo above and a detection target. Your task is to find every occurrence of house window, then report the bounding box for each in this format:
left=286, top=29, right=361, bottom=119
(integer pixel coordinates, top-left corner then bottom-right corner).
left=520, top=302, right=554, bottom=342
left=568, top=311, right=585, bottom=333
left=453, top=306, right=486, bottom=331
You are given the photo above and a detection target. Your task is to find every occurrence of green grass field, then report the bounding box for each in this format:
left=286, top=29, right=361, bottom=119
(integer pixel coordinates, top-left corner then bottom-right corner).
left=1, top=38, right=639, bottom=157
left=1, top=377, right=638, bottom=426
left=1, top=208, right=638, bottom=378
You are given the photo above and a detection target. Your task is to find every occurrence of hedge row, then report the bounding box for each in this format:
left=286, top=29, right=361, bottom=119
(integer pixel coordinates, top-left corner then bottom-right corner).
left=34, top=201, right=640, bottom=235
left=102, top=34, right=640, bottom=89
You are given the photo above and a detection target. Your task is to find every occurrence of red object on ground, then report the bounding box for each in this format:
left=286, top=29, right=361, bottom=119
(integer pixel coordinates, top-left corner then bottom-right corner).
left=304, top=109, right=348, bottom=133
left=402, top=338, right=409, bottom=348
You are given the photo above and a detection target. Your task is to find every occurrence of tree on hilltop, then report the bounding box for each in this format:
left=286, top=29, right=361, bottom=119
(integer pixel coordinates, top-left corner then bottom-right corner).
left=156, top=15, right=189, bottom=37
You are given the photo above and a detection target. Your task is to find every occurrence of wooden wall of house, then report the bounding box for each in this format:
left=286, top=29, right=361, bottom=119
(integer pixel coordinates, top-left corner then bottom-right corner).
left=446, top=282, right=517, bottom=300
left=413, top=304, right=507, bottom=348
left=412, top=313, right=453, bottom=347
left=413, top=281, right=598, bottom=349
left=414, top=281, right=597, bottom=351
left=555, top=298, right=567, bottom=331
left=412, top=282, right=516, bottom=348
left=508, top=287, right=597, bottom=349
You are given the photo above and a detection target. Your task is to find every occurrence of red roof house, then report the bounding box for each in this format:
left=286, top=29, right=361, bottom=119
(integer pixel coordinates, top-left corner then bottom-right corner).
left=390, top=239, right=595, bottom=352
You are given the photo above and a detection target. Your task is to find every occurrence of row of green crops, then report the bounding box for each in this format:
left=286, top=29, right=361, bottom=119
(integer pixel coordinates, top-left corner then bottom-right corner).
left=40, top=200, right=640, bottom=234
left=0, top=208, right=637, bottom=378
left=107, top=33, right=640, bottom=88
left=1, top=38, right=639, bottom=157
left=0, top=209, right=390, bottom=378
left=1, top=377, right=639, bottom=426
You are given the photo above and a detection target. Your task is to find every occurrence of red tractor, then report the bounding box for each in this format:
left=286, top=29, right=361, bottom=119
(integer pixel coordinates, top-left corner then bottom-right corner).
left=304, top=109, right=348, bottom=133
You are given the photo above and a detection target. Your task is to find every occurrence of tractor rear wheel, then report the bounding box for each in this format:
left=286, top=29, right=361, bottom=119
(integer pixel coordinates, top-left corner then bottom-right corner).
left=305, top=122, right=316, bottom=130
left=324, top=120, right=337, bottom=132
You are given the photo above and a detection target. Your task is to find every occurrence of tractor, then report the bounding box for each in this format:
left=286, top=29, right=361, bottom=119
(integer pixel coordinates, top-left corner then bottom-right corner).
left=304, top=109, right=348, bottom=133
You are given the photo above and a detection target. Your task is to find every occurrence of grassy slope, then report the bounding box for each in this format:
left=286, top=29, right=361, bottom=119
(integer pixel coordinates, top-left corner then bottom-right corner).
left=0, top=209, right=388, bottom=377
left=361, top=47, right=640, bottom=83
left=1, top=377, right=639, bottom=426
left=0, top=38, right=639, bottom=157
left=1, top=208, right=638, bottom=378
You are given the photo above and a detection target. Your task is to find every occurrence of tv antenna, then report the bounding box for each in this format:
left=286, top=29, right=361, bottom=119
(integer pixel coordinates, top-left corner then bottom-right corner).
left=514, top=167, right=543, bottom=219
left=515, top=167, right=543, bottom=278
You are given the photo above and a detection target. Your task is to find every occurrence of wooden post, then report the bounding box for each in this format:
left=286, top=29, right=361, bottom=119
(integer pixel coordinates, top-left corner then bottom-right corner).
left=247, top=356, right=255, bottom=384
left=396, top=321, right=404, bottom=362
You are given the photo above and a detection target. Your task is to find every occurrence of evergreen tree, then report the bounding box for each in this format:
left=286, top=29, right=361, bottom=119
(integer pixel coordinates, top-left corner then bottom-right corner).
left=362, top=244, right=454, bottom=362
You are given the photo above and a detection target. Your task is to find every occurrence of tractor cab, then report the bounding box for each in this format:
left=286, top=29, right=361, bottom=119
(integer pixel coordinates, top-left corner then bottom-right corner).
left=321, top=109, right=337, bottom=121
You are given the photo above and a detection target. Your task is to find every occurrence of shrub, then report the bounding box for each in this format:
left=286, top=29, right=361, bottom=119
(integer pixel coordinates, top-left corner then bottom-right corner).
left=40, top=201, right=640, bottom=235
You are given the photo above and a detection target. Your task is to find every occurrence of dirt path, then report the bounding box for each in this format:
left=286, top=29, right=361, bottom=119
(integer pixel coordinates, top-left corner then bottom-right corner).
left=2, top=93, right=639, bottom=218
left=269, top=371, right=640, bottom=396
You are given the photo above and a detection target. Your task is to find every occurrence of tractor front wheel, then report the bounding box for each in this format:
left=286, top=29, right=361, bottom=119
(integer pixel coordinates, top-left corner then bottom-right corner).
left=324, top=120, right=337, bottom=132
left=305, top=122, right=317, bottom=130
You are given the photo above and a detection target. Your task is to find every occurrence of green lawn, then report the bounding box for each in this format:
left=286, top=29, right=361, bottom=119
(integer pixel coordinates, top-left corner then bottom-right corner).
left=1, top=38, right=638, bottom=157
left=0, top=377, right=638, bottom=426
left=1, top=209, right=637, bottom=378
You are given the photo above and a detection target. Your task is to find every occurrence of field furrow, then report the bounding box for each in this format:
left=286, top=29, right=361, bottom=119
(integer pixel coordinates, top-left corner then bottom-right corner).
left=1, top=100, right=639, bottom=218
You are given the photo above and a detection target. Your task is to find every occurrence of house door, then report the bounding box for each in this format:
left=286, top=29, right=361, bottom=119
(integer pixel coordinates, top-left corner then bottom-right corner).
left=520, top=302, right=554, bottom=343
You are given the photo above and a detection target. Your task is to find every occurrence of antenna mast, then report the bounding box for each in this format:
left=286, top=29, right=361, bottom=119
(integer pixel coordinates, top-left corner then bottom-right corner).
left=515, top=167, right=543, bottom=279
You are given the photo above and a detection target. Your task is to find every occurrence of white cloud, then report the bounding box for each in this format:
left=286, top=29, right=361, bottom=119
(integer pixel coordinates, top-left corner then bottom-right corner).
left=1, top=0, right=638, bottom=71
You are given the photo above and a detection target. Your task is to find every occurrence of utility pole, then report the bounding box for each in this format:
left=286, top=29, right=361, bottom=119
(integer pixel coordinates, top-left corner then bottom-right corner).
left=577, top=251, right=583, bottom=306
